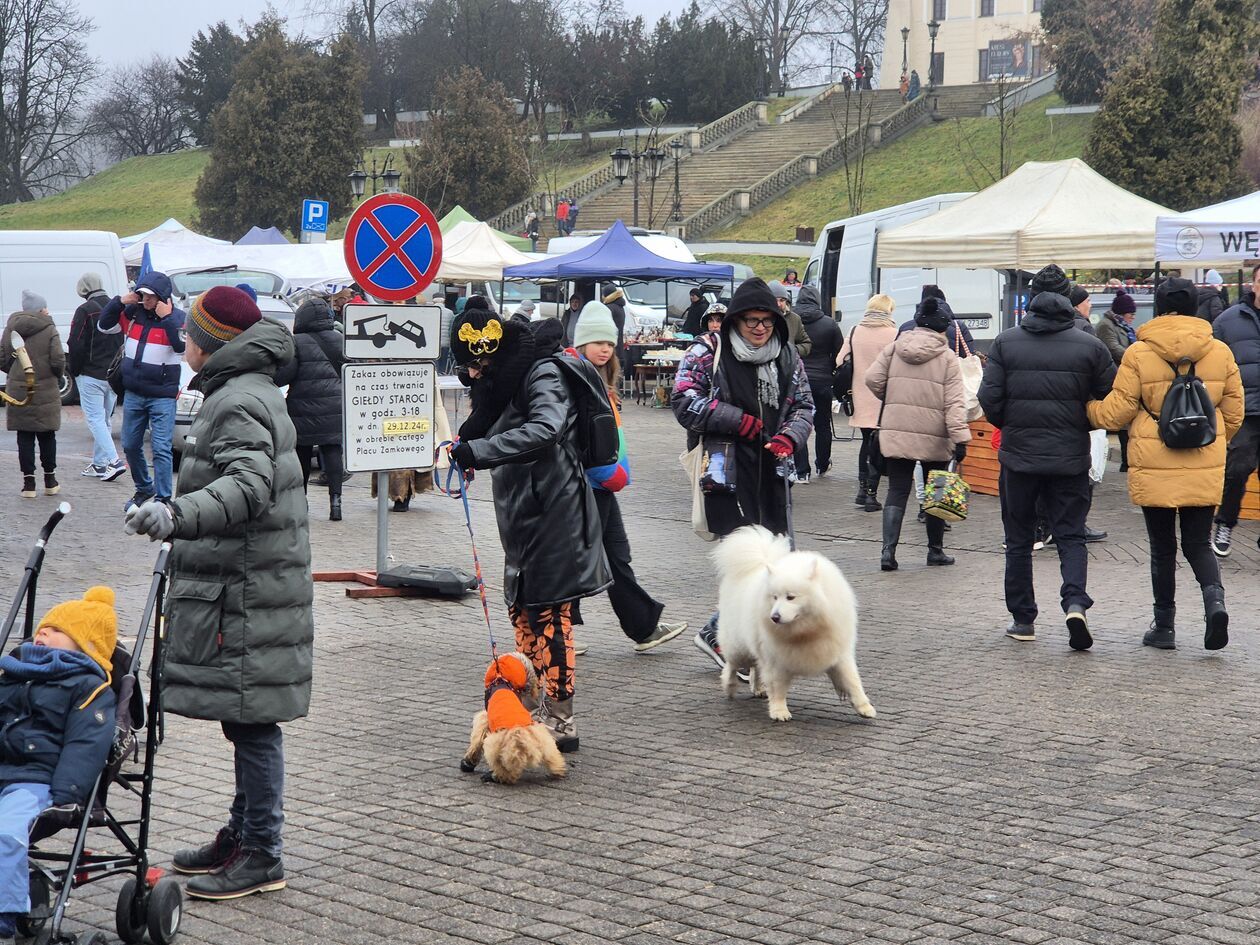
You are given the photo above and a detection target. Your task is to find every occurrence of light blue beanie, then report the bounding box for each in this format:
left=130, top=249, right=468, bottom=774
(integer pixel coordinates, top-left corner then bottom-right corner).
left=573, top=301, right=618, bottom=348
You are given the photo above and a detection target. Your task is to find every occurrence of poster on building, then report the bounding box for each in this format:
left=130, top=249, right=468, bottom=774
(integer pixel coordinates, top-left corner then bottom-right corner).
left=986, top=39, right=1030, bottom=78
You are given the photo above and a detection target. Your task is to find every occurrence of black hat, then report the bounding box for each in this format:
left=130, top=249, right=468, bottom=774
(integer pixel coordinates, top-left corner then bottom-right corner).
left=727, top=277, right=781, bottom=320
left=450, top=307, right=506, bottom=365
left=1030, top=264, right=1071, bottom=298
left=1068, top=285, right=1090, bottom=307
left=921, top=284, right=946, bottom=302
left=915, top=297, right=953, bottom=332
left=464, top=295, right=492, bottom=312
left=1112, top=291, right=1136, bottom=315
left=1155, top=277, right=1197, bottom=317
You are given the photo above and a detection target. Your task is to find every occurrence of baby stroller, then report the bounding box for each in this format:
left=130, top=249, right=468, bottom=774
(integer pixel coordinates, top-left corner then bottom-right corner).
left=0, top=504, right=183, bottom=945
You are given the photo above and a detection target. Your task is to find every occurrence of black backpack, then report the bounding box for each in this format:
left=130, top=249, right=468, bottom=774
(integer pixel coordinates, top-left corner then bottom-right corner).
left=1142, top=357, right=1217, bottom=449
left=550, top=355, right=620, bottom=469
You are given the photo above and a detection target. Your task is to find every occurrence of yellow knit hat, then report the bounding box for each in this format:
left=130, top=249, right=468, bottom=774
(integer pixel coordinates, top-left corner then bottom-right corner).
left=39, top=586, right=118, bottom=678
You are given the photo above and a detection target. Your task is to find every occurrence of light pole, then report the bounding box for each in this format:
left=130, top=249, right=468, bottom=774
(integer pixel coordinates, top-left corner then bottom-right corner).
left=778, top=24, right=790, bottom=97
left=348, top=152, right=401, bottom=200
left=829, top=39, right=835, bottom=83
left=900, top=27, right=909, bottom=75
left=669, top=138, right=685, bottom=223
left=609, top=131, right=665, bottom=228
left=927, top=19, right=940, bottom=91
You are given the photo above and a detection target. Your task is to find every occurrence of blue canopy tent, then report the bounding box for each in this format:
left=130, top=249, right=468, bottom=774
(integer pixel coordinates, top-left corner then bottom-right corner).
left=503, top=220, right=733, bottom=282
left=236, top=226, right=291, bottom=245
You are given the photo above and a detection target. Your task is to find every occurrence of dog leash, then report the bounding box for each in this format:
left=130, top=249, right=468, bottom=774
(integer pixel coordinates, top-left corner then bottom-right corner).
left=436, top=440, right=501, bottom=665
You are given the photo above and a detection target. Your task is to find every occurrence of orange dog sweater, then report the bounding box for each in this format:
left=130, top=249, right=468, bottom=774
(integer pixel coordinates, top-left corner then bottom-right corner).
left=484, top=653, right=534, bottom=732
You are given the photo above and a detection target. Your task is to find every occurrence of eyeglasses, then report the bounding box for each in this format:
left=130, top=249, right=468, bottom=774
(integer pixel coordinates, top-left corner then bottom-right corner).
left=740, top=315, right=776, bottom=329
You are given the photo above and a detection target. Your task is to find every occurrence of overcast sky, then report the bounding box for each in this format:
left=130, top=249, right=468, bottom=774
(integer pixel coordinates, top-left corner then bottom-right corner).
left=84, top=0, right=679, bottom=68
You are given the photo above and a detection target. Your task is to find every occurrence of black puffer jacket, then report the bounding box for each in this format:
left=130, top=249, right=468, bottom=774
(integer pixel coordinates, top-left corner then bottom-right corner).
left=462, top=321, right=611, bottom=608
left=978, top=292, right=1116, bottom=476
left=797, top=286, right=843, bottom=386
left=1214, top=300, right=1260, bottom=415
left=1197, top=287, right=1224, bottom=323
left=274, top=300, right=345, bottom=446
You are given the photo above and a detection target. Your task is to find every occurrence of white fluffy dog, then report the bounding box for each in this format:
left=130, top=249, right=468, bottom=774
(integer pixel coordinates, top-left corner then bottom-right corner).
left=714, top=525, right=876, bottom=722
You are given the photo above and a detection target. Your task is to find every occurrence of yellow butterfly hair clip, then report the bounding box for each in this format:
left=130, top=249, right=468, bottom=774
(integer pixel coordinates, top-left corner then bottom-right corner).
left=457, top=318, right=503, bottom=356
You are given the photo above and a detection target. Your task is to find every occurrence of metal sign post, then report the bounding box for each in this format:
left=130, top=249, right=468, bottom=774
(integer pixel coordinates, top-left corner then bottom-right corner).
left=299, top=199, right=329, bottom=245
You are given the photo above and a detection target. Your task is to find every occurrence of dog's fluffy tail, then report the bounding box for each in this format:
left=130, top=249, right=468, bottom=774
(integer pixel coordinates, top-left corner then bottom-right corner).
left=713, top=525, right=791, bottom=583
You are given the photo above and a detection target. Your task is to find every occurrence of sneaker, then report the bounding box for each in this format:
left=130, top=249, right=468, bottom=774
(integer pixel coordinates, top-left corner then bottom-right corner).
left=185, top=847, right=285, bottom=900
left=172, top=826, right=241, bottom=875
left=1212, top=522, right=1232, bottom=557
left=125, top=491, right=154, bottom=513
left=817, top=463, right=832, bottom=477
left=81, top=461, right=106, bottom=478
left=573, top=641, right=589, bottom=656
left=101, top=459, right=127, bottom=482
left=634, top=620, right=687, bottom=653
left=43, top=473, right=59, bottom=496
left=694, top=623, right=725, bottom=670
left=20, top=476, right=35, bottom=499
left=534, top=695, right=579, bottom=753
left=1004, top=621, right=1035, bottom=642
left=1066, top=608, right=1093, bottom=651
left=796, top=472, right=811, bottom=486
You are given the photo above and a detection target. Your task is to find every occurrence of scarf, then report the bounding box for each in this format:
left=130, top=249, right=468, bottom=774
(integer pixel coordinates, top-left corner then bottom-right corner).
left=1, top=644, right=110, bottom=708
left=860, top=311, right=896, bottom=328
left=728, top=331, right=783, bottom=410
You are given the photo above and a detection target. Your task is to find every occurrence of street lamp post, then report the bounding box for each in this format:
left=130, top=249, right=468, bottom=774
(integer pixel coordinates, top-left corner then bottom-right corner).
left=348, top=152, right=401, bottom=199
left=901, top=27, right=910, bottom=75
left=927, top=19, right=940, bottom=91
left=778, top=24, right=790, bottom=97
left=609, top=131, right=665, bottom=228
left=669, top=138, right=685, bottom=223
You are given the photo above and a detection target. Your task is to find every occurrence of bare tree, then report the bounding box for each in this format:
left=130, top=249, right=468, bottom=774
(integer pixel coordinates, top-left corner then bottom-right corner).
left=87, top=59, right=191, bottom=161
left=825, top=0, right=888, bottom=81
left=828, top=85, right=875, bottom=215
left=720, top=0, right=829, bottom=96
left=0, top=0, right=99, bottom=202
left=952, top=38, right=1035, bottom=187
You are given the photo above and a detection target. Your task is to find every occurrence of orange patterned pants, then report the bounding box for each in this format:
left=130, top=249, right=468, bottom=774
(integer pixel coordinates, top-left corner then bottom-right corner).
left=509, top=603, right=574, bottom=701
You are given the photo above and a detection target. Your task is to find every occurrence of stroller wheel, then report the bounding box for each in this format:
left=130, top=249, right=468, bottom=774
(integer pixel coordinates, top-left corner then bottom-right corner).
left=17, top=869, right=50, bottom=938
left=147, top=876, right=183, bottom=945
left=115, top=877, right=147, bottom=944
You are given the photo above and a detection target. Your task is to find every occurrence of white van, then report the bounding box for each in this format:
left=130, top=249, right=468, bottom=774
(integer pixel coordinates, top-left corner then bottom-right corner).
left=0, top=230, right=128, bottom=403
left=805, top=195, right=1007, bottom=346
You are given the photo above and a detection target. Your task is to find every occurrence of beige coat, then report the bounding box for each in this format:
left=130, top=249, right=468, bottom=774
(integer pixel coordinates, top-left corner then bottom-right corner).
left=865, top=328, right=971, bottom=461
left=839, top=317, right=897, bottom=428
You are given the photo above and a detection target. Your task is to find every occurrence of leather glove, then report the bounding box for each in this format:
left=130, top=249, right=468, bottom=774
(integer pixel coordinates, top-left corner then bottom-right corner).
left=124, top=500, right=174, bottom=541
left=449, top=441, right=475, bottom=471
left=766, top=434, right=795, bottom=458
left=953, top=442, right=968, bottom=462
left=736, top=413, right=763, bottom=440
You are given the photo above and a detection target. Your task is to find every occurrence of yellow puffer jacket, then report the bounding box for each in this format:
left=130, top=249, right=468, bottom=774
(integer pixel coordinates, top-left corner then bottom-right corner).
left=1087, top=315, right=1243, bottom=508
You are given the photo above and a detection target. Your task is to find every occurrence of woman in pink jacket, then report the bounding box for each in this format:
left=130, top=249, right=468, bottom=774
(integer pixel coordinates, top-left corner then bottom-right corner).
left=865, top=298, right=971, bottom=570
left=838, top=294, right=899, bottom=510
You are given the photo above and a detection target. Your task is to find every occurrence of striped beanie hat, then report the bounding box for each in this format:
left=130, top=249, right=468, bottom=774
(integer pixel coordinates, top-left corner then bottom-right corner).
left=187, top=286, right=262, bottom=354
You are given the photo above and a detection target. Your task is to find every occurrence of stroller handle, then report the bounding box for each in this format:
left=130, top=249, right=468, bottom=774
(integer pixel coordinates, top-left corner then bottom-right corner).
left=36, top=502, right=71, bottom=545
left=128, top=542, right=172, bottom=676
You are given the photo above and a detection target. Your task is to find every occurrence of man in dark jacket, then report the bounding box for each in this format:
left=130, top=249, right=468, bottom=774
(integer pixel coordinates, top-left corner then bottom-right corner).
left=897, top=285, right=977, bottom=354
left=97, top=271, right=186, bottom=509
left=769, top=280, right=812, bottom=357
left=680, top=288, right=710, bottom=336
left=448, top=312, right=610, bottom=753
left=1068, top=285, right=1099, bottom=336
left=125, top=286, right=311, bottom=901
left=68, top=273, right=126, bottom=481
left=978, top=263, right=1116, bottom=650
left=1211, top=264, right=1260, bottom=556
left=1197, top=274, right=1226, bottom=323
left=794, top=285, right=843, bottom=480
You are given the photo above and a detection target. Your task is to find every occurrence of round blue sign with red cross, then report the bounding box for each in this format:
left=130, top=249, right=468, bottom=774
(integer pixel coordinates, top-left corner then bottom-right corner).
left=343, top=193, right=443, bottom=302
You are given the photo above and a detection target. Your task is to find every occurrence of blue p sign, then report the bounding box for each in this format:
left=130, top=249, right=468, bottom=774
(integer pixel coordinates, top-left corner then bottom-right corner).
left=302, top=199, right=329, bottom=233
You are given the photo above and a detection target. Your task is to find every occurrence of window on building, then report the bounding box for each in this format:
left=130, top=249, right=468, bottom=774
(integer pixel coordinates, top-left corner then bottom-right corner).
left=978, top=49, right=990, bottom=81
left=1030, top=44, right=1043, bottom=76
left=931, top=52, right=944, bottom=85
left=933, top=0, right=947, bottom=20
left=981, top=0, right=994, bottom=15
left=1032, top=0, right=1042, bottom=10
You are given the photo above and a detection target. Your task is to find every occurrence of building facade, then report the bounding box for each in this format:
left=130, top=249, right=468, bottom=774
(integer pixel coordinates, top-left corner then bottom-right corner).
left=881, top=0, right=1045, bottom=89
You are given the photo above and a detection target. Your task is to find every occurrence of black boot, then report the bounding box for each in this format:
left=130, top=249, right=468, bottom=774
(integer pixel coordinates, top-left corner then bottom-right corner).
left=881, top=504, right=905, bottom=571
left=1203, top=585, right=1228, bottom=650
left=329, top=495, right=342, bottom=521
left=925, top=515, right=954, bottom=566
left=863, top=474, right=883, bottom=512
left=20, top=474, right=35, bottom=498
left=853, top=473, right=868, bottom=506
left=1142, top=605, right=1176, bottom=649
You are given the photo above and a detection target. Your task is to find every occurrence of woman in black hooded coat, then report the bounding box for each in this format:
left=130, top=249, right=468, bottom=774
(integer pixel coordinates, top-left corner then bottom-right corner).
left=274, top=298, right=347, bottom=520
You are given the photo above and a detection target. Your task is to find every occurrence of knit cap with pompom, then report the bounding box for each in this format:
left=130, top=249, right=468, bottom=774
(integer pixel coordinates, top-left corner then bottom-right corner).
left=38, top=585, right=117, bottom=678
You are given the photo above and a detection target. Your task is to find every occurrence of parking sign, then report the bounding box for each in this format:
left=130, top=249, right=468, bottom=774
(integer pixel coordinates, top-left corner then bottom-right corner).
left=300, top=199, right=329, bottom=244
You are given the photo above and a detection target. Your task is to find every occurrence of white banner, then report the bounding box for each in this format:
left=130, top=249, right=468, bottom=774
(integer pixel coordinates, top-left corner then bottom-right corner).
left=343, top=362, right=436, bottom=473
left=1155, top=217, right=1260, bottom=263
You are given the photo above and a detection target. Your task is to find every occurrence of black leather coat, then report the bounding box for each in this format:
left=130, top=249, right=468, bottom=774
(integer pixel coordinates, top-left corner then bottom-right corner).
left=274, top=300, right=345, bottom=446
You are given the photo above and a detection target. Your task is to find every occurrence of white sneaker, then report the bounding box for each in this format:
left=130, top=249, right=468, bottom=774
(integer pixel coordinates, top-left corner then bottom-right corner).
left=633, top=621, right=687, bottom=653
left=81, top=462, right=105, bottom=478
left=101, top=459, right=127, bottom=482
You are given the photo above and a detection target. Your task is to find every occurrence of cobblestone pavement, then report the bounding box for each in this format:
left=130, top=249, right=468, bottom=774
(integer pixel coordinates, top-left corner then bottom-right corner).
left=3, top=400, right=1260, bottom=945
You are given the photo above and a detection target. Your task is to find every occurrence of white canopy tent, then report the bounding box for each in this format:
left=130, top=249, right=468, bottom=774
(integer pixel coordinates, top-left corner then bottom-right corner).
left=876, top=159, right=1175, bottom=270
left=119, top=218, right=230, bottom=264
left=136, top=239, right=353, bottom=292
left=437, top=220, right=536, bottom=282
left=1154, top=190, right=1260, bottom=266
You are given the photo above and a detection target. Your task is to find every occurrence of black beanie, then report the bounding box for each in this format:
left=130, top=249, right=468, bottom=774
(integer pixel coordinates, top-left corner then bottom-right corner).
left=1155, top=277, right=1197, bottom=317
left=450, top=308, right=506, bottom=365
left=921, top=284, right=946, bottom=302
left=1112, top=291, right=1136, bottom=315
left=727, top=277, right=781, bottom=320
left=464, top=295, right=491, bottom=312
left=1068, top=285, right=1089, bottom=307
left=915, top=297, right=953, bottom=332
left=1030, top=264, right=1071, bottom=298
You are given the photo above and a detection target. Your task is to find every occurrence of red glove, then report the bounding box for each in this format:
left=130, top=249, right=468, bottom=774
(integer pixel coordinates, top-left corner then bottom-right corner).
left=766, top=435, right=794, bottom=458
left=990, top=427, right=1002, bottom=451
left=736, top=413, right=763, bottom=440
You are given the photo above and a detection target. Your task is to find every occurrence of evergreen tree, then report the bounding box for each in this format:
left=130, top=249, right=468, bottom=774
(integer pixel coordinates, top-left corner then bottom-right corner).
left=1086, top=0, right=1253, bottom=209
left=176, top=22, right=248, bottom=147
left=193, top=18, right=365, bottom=239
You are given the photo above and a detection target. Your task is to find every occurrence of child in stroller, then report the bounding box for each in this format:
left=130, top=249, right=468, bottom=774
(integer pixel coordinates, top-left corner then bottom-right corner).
left=0, top=586, right=117, bottom=945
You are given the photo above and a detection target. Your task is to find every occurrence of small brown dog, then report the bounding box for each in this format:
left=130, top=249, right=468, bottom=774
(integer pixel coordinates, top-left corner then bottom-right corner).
left=460, top=652, right=566, bottom=784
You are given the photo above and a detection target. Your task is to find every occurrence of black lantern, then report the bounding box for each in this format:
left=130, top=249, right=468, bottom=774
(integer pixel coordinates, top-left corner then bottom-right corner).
left=644, top=146, right=665, bottom=180
left=381, top=167, right=402, bottom=194
left=610, top=144, right=632, bottom=183
left=348, top=168, right=367, bottom=199
left=927, top=19, right=940, bottom=90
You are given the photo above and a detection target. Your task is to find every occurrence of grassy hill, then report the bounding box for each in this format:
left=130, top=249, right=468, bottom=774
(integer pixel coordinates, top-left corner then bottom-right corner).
left=717, top=94, right=1095, bottom=241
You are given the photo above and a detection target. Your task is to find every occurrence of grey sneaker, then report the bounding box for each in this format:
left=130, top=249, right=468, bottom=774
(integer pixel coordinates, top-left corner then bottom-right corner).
left=634, top=620, right=687, bottom=653
left=101, top=459, right=128, bottom=482
left=81, top=461, right=106, bottom=478
left=1212, top=522, right=1232, bottom=557
left=534, top=695, right=578, bottom=753
left=573, top=640, right=589, bottom=656
left=1066, top=608, right=1093, bottom=651
left=1005, top=621, right=1035, bottom=642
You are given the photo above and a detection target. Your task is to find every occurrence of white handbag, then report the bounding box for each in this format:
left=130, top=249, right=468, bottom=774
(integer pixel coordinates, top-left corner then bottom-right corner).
left=955, top=330, right=985, bottom=421
left=681, top=445, right=715, bottom=542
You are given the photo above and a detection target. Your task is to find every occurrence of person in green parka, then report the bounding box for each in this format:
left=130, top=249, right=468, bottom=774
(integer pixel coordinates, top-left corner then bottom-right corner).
left=124, top=285, right=312, bottom=902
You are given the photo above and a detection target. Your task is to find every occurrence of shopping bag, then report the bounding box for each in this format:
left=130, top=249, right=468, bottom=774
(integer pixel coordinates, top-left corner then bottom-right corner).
left=681, top=445, right=715, bottom=542
left=923, top=464, right=970, bottom=522
left=954, top=331, right=984, bottom=421
left=1089, top=428, right=1108, bottom=484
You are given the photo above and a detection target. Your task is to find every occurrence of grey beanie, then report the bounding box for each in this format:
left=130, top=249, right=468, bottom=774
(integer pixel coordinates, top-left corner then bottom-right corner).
left=76, top=273, right=104, bottom=298
left=21, top=289, right=47, bottom=312
left=767, top=280, right=791, bottom=301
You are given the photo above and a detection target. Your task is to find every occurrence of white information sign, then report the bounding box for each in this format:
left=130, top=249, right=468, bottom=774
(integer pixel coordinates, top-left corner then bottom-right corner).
left=343, top=362, right=436, bottom=473
left=343, top=304, right=442, bottom=361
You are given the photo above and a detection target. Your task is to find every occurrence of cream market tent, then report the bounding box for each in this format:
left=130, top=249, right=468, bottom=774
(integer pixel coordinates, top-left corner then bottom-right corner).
left=437, top=220, right=535, bottom=282
left=438, top=204, right=531, bottom=251
left=119, top=218, right=230, bottom=264
left=876, top=159, right=1175, bottom=270
left=1155, top=190, right=1260, bottom=266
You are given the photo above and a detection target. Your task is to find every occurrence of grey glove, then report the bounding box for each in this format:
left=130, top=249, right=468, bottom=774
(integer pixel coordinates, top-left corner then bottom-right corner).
left=124, top=500, right=174, bottom=541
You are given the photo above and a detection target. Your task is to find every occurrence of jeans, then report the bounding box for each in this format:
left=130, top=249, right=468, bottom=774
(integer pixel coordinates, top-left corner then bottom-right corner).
left=297, top=444, right=345, bottom=498
left=594, top=489, right=664, bottom=642
left=1142, top=506, right=1221, bottom=610
left=122, top=395, right=176, bottom=499
left=1000, top=468, right=1094, bottom=624
left=77, top=375, right=119, bottom=466
left=15, top=431, right=56, bottom=475
left=0, top=782, right=51, bottom=917
left=796, top=382, right=834, bottom=477
left=1216, top=416, right=1260, bottom=528
left=885, top=457, right=949, bottom=545
left=222, top=721, right=284, bottom=857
